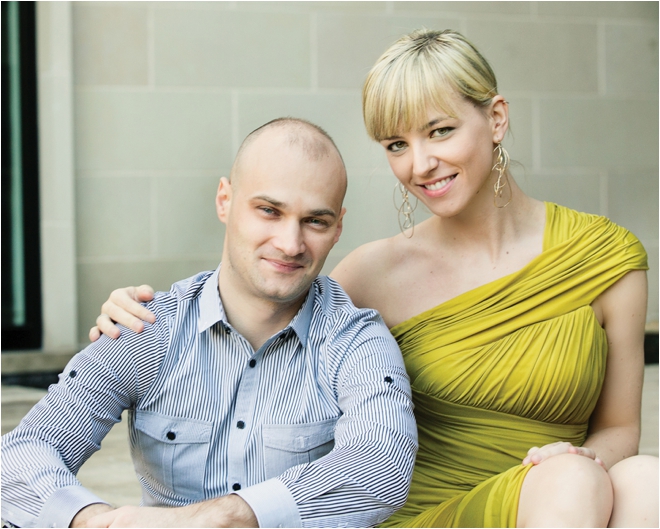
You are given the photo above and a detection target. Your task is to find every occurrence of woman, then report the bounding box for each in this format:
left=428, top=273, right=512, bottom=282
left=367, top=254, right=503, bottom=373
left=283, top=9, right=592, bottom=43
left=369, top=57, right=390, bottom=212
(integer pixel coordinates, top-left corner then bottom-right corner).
left=92, top=30, right=657, bottom=527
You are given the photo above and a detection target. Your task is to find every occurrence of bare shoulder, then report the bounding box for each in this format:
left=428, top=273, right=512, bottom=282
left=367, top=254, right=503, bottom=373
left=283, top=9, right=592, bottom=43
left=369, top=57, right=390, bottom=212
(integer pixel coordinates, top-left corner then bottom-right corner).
left=330, top=235, right=404, bottom=309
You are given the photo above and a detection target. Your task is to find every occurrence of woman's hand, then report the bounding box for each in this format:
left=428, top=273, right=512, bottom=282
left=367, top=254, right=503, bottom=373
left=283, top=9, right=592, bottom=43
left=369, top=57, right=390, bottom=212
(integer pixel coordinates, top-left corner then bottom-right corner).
left=88, top=285, right=156, bottom=341
left=522, top=441, right=605, bottom=468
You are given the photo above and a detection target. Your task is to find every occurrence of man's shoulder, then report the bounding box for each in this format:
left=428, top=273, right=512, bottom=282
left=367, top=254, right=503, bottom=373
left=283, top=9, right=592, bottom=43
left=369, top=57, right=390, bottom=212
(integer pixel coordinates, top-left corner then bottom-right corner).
left=312, top=275, right=371, bottom=314
left=311, top=276, right=390, bottom=338
left=309, top=277, right=404, bottom=378
left=148, top=270, right=214, bottom=315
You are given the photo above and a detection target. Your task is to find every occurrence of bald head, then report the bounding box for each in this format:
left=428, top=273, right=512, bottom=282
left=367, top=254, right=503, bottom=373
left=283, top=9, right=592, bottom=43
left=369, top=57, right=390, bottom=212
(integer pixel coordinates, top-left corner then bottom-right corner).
left=230, top=118, right=347, bottom=199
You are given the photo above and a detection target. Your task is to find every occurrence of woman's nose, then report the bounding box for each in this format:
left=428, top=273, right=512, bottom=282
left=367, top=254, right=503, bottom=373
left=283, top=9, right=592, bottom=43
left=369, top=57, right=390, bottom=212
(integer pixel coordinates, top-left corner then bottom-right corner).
left=411, top=144, right=439, bottom=179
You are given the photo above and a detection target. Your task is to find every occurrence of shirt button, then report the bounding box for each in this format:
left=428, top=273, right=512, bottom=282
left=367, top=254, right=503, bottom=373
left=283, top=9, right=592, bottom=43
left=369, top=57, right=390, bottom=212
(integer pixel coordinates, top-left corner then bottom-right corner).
left=384, top=376, right=393, bottom=384
left=232, top=483, right=241, bottom=491
left=166, top=431, right=176, bottom=440
left=69, top=370, right=77, bottom=378
left=249, top=359, right=256, bottom=368
left=236, top=420, right=245, bottom=429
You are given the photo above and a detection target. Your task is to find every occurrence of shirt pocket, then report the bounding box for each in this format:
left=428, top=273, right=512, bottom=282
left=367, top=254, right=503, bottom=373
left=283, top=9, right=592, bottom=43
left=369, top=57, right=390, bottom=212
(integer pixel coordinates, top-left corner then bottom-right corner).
left=134, top=410, right=212, bottom=499
left=262, top=417, right=337, bottom=480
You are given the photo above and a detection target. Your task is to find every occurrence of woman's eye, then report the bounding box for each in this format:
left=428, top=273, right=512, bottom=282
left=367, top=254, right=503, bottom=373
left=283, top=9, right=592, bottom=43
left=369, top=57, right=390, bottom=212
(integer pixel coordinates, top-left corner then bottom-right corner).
left=387, top=141, right=407, bottom=153
left=431, top=127, right=453, bottom=138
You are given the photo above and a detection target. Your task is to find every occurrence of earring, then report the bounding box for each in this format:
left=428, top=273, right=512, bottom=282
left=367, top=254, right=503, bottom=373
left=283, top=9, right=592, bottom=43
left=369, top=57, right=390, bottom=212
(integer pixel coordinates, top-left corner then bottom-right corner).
left=393, top=182, right=418, bottom=238
left=492, top=143, right=512, bottom=208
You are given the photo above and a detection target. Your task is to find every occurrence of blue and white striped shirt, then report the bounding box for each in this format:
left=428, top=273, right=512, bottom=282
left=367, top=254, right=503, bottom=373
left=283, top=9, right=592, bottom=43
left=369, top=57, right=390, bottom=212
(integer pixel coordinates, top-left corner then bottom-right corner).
left=1, top=266, right=417, bottom=528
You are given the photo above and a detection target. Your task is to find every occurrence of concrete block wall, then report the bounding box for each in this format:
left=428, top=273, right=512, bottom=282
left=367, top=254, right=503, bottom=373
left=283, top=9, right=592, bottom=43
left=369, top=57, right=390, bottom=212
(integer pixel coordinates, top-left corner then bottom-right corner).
left=70, top=1, right=658, bottom=344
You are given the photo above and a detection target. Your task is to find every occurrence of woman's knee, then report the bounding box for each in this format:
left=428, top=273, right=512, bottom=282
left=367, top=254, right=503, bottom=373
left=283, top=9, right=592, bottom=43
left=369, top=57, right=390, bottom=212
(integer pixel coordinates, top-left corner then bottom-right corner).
left=609, top=454, right=658, bottom=486
left=608, top=455, right=659, bottom=528
left=527, top=453, right=613, bottom=495
left=518, top=454, right=613, bottom=527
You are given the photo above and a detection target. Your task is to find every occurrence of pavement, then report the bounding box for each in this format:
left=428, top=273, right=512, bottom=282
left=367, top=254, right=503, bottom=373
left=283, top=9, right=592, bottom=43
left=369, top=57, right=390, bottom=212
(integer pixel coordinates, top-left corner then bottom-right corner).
left=1, top=365, right=658, bottom=507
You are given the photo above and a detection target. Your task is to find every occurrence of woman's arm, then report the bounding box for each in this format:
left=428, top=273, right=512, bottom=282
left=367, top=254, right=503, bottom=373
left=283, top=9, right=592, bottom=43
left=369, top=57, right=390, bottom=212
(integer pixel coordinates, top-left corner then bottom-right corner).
left=582, top=269, right=647, bottom=469
left=522, top=269, right=648, bottom=469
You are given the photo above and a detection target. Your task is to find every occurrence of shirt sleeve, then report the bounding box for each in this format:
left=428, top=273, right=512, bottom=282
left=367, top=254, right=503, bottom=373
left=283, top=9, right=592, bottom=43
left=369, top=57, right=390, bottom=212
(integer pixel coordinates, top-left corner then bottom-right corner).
left=240, top=310, right=418, bottom=528
left=0, top=323, right=167, bottom=528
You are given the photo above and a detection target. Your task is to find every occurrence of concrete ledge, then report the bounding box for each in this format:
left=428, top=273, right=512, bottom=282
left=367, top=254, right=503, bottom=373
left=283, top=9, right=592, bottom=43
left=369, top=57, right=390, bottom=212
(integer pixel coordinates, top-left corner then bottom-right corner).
left=1, top=350, right=77, bottom=375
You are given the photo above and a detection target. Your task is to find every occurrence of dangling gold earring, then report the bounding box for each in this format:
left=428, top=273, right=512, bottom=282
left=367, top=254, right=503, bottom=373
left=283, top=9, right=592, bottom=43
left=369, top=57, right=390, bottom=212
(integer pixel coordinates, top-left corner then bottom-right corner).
left=492, top=143, right=512, bottom=208
left=393, top=182, right=418, bottom=237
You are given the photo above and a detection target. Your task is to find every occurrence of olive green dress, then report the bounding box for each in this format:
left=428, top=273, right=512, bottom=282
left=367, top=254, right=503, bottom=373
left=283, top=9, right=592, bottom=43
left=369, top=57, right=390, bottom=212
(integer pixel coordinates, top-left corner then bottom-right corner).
left=382, top=203, right=648, bottom=527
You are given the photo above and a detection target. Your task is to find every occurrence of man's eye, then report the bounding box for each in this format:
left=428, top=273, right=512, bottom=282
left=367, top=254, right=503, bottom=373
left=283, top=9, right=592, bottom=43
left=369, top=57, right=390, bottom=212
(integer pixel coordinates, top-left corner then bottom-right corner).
left=307, top=218, right=328, bottom=228
left=260, top=207, right=277, bottom=216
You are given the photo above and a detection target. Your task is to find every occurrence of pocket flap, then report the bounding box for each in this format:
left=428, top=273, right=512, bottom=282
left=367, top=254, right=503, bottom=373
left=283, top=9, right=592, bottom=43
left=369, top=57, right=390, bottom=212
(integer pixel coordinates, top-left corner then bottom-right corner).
left=262, top=418, right=336, bottom=452
left=135, top=410, right=212, bottom=444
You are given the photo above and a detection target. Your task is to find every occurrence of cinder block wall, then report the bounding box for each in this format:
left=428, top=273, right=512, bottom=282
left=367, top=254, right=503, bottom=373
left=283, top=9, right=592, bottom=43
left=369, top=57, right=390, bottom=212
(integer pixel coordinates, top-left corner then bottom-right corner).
left=71, top=1, right=658, bottom=344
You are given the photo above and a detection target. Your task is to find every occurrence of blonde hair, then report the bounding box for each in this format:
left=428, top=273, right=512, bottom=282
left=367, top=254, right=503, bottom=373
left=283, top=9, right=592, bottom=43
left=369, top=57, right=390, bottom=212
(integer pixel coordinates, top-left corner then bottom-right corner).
left=363, top=29, right=499, bottom=141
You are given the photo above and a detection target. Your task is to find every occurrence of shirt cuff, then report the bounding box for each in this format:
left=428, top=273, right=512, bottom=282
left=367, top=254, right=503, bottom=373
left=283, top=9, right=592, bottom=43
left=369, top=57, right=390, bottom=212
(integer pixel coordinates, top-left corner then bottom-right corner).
left=36, top=485, right=110, bottom=528
left=235, top=478, right=301, bottom=528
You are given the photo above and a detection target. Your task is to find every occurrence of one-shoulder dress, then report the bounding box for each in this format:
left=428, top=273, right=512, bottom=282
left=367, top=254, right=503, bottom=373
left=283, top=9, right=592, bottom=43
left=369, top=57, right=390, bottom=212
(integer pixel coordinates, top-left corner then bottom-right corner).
left=382, top=203, right=648, bottom=528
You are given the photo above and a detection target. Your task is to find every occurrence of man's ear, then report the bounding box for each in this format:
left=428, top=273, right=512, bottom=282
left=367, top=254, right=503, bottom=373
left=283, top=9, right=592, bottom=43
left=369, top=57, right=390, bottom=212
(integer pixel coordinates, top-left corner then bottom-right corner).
left=216, top=177, right=232, bottom=223
left=333, top=207, right=347, bottom=244
left=489, top=95, right=509, bottom=144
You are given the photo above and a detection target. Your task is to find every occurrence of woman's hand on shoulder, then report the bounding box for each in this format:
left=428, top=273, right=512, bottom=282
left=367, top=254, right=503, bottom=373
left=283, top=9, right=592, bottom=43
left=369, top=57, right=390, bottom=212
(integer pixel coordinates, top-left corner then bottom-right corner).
left=522, top=442, right=605, bottom=468
left=88, top=285, right=156, bottom=342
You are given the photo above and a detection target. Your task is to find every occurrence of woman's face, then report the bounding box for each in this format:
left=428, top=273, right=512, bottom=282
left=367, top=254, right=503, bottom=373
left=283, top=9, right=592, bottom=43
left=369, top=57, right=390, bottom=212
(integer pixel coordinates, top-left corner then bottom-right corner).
left=380, top=94, right=508, bottom=219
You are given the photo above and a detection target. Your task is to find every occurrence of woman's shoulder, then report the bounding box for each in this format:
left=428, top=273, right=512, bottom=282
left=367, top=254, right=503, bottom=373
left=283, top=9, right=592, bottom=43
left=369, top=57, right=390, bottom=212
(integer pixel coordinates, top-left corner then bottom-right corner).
left=545, top=202, right=639, bottom=246
left=545, top=202, right=647, bottom=268
left=330, top=235, right=408, bottom=308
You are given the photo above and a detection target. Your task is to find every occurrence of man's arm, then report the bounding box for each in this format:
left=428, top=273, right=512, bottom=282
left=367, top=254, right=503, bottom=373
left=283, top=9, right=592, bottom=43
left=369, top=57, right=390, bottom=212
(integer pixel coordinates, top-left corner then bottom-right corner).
left=1, top=324, right=166, bottom=528
left=237, top=312, right=418, bottom=527
left=79, top=318, right=417, bottom=529
left=84, top=494, right=257, bottom=528
left=71, top=504, right=116, bottom=528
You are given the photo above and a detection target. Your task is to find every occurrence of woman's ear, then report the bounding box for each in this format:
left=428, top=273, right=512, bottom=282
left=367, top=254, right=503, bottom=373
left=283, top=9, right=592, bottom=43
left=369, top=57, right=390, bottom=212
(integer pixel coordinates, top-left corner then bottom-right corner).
left=216, top=177, right=232, bottom=223
left=490, top=95, right=509, bottom=144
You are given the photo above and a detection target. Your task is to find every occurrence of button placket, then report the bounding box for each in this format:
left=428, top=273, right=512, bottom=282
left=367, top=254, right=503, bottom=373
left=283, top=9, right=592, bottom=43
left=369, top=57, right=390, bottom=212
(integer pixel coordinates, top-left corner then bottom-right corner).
left=226, top=343, right=262, bottom=493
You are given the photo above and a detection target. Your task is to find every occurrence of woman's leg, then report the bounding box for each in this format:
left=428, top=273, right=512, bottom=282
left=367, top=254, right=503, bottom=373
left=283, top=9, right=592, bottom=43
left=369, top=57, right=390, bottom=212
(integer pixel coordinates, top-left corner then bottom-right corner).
left=608, top=454, right=659, bottom=527
left=517, top=453, right=613, bottom=527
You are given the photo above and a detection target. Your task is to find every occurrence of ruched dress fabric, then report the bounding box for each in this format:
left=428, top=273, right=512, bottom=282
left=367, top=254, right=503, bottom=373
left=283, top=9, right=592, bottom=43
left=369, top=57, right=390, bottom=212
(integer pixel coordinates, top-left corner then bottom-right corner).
left=381, top=203, right=648, bottom=528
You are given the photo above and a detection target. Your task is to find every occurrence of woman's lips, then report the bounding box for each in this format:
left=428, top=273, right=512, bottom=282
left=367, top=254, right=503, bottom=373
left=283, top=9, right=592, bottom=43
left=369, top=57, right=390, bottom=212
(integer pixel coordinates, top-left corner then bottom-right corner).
left=420, top=174, right=457, bottom=196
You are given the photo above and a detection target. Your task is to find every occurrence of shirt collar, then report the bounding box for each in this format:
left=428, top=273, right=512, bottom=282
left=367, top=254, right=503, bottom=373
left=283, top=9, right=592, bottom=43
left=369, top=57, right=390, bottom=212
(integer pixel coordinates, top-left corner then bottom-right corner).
left=197, top=263, right=315, bottom=348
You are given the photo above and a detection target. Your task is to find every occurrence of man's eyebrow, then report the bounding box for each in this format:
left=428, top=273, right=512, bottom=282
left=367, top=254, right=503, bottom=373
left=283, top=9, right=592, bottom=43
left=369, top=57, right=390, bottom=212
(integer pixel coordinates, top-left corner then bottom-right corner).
left=309, top=208, right=337, bottom=219
left=253, top=195, right=285, bottom=208
left=253, top=196, right=337, bottom=218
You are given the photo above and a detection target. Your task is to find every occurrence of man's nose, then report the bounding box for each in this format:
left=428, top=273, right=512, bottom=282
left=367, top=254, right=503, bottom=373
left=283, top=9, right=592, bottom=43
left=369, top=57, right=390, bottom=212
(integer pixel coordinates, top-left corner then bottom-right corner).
left=273, top=220, right=306, bottom=257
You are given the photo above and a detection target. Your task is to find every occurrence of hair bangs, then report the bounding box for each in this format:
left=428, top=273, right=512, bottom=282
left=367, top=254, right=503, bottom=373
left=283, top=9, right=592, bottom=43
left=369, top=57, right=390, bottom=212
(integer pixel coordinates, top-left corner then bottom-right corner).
left=364, top=52, right=459, bottom=142
left=363, top=29, right=499, bottom=142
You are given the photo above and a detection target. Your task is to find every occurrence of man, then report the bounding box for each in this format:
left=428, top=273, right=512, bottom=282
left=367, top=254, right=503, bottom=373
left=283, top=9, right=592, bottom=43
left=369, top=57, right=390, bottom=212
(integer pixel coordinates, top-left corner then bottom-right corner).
left=1, top=118, right=417, bottom=528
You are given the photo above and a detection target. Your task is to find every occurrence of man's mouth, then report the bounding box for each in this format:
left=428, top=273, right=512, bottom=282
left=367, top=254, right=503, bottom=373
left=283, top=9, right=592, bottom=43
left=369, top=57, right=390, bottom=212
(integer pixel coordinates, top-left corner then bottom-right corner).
left=263, top=258, right=306, bottom=272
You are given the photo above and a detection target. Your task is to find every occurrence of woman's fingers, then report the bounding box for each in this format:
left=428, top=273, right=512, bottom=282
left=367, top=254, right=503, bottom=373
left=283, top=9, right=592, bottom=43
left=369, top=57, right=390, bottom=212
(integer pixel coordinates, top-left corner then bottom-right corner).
left=89, top=285, right=157, bottom=341
left=522, top=442, right=600, bottom=466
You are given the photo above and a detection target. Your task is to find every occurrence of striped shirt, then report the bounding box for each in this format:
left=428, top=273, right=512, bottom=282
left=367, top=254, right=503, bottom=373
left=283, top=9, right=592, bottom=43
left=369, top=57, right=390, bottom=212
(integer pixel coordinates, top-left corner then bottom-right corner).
left=1, top=266, right=417, bottom=528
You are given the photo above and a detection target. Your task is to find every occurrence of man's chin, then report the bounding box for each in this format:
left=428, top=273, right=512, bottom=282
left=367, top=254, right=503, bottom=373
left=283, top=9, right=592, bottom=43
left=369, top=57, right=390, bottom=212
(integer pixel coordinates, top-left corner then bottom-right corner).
left=259, top=277, right=315, bottom=304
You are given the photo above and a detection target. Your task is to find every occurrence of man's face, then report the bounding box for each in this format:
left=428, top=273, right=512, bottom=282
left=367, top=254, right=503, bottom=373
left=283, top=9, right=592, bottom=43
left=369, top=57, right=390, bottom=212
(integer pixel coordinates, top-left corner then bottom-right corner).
left=217, top=129, right=346, bottom=306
